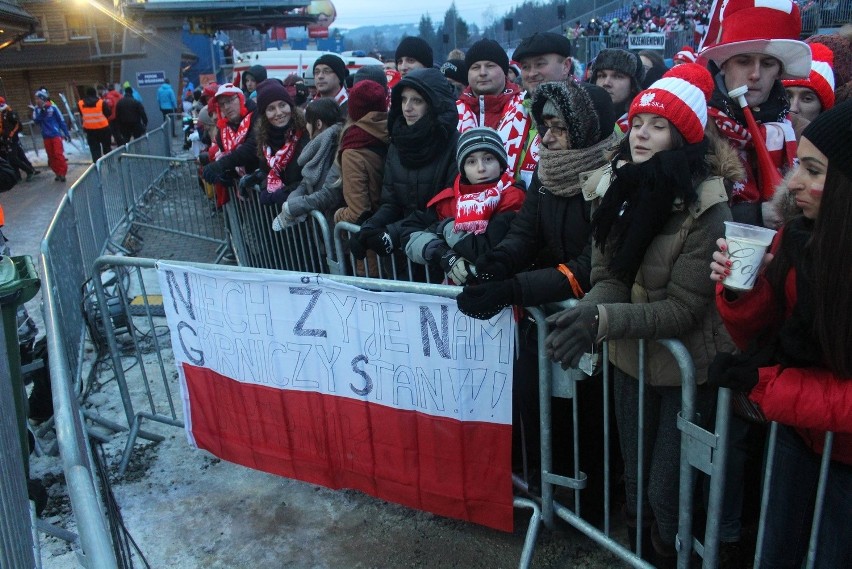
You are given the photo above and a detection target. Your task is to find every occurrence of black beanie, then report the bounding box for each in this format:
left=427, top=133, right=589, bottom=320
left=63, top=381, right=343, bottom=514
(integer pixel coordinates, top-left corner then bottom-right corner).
left=465, top=39, right=509, bottom=76
left=314, top=54, right=348, bottom=85
left=255, top=78, right=295, bottom=115
left=591, top=49, right=645, bottom=92
left=802, top=99, right=852, bottom=181
left=395, top=36, right=434, bottom=68
left=440, top=59, right=468, bottom=86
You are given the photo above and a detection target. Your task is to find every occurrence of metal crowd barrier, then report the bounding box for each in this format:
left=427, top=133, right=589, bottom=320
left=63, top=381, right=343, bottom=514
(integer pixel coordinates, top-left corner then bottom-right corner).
left=224, top=185, right=333, bottom=273
left=32, top=116, right=840, bottom=568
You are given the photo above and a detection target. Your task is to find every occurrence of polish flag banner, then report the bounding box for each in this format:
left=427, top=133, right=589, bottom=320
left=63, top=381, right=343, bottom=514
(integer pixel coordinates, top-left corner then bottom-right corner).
left=157, top=262, right=516, bottom=531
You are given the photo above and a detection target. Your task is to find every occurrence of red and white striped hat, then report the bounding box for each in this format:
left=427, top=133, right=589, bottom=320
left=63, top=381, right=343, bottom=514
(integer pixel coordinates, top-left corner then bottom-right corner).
left=699, top=0, right=811, bottom=79
left=782, top=43, right=836, bottom=111
left=673, top=46, right=697, bottom=65
left=628, top=63, right=714, bottom=144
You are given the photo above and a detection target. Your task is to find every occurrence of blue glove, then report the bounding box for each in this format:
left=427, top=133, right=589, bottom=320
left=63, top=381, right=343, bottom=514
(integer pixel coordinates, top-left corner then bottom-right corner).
left=202, top=160, right=225, bottom=184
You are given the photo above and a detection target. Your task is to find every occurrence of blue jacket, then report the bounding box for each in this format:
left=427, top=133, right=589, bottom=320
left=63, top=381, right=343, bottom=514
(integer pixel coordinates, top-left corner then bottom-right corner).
left=32, top=102, right=70, bottom=139
left=156, top=83, right=178, bottom=110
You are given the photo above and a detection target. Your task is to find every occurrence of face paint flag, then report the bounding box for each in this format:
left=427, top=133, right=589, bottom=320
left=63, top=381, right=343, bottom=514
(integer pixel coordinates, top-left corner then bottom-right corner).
left=157, top=262, right=516, bottom=531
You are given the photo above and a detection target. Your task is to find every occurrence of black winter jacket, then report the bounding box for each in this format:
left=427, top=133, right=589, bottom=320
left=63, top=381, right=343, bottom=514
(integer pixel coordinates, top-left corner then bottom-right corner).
left=492, top=169, right=592, bottom=306
left=360, top=68, right=459, bottom=248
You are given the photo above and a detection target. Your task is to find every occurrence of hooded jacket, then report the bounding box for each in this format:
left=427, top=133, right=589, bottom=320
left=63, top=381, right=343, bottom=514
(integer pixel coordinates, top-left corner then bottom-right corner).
left=360, top=68, right=459, bottom=248
left=581, top=127, right=743, bottom=386
left=334, top=111, right=389, bottom=225
left=243, top=65, right=268, bottom=99
left=156, top=83, right=178, bottom=110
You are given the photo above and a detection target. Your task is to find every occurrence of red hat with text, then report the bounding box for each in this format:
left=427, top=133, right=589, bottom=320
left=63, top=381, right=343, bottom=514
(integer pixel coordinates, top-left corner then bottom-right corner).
left=782, top=43, right=836, bottom=111
left=628, top=63, right=714, bottom=144
left=699, top=0, right=811, bottom=79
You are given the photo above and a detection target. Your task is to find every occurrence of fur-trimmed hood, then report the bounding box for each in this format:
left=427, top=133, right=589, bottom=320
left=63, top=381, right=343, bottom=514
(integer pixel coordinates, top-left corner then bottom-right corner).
left=704, top=119, right=745, bottom=183
left=762, top=169, right=800, bottom=230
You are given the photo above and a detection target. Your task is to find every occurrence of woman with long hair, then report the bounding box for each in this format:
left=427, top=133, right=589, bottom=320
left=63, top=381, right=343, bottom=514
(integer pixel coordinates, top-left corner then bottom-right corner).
left=545, top=64, right=741, bottom=565
left=709, top=100, right=852, bottom=568
left=272, top=97, right=345, bottom=229
left=252, top=79, right=308, bottom=207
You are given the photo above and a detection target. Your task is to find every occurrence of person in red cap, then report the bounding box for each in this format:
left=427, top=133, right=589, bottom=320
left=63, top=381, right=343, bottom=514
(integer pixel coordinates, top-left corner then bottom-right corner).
left=545, top=63, right=742, bottom=566
left=201, top=83, right=259, bottom=207
left=672, top=46, right=697, bottom=66
left=700, top=0, right=811, bottom=227
left=783, top=43, right=836, bottom=123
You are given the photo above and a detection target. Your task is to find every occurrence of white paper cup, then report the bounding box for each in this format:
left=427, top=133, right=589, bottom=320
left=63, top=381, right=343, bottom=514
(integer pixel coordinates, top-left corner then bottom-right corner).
left=723, top=221, right=777, bottom=291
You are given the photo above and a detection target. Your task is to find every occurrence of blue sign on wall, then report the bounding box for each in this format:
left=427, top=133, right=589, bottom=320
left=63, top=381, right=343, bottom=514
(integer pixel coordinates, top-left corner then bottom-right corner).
left=137, top=71, right=166, bottom=87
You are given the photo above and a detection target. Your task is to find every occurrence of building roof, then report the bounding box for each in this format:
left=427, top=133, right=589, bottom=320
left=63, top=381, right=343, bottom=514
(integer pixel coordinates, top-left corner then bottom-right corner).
left=0, top=42, right=143, bottom=70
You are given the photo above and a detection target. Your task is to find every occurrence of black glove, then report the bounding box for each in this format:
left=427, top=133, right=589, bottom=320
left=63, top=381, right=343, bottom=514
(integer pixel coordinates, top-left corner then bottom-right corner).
left=198, top=151, right=211, bottom=166
left=456, top=280, right=519, bottom=320
left=474, top=250, right=513, bottom=282
left=544, top=304, right=600, bottom=370
left=202, top=160, right=226, bottom=184
left=358, top=227, right=394, bottom=256
left=348, top=232, right=368, bottom=260
left=238, top=170, right=265, bottom=196
left=707, top=352, right=760, bottom=392
left=422, top=239, right=451, bottom=265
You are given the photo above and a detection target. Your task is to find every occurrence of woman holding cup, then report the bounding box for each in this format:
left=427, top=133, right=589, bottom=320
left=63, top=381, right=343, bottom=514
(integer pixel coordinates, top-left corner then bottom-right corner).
left=545, top=64, right=740, bottom=563
left=709, top=100, right=852, bottom=568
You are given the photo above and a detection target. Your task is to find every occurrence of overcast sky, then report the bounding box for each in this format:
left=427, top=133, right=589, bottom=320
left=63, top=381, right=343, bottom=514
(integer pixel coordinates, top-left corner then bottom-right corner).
left=330, top=0, right=522, bottom=30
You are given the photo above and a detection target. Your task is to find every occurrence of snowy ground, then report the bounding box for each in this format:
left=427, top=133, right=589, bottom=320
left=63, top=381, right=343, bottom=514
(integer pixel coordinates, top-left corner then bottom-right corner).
left=18, top=134, right=623, bottom=568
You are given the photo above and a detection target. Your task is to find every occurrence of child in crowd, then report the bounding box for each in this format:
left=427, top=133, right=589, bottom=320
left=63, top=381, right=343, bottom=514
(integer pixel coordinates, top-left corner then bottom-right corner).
left=405, top=126, right=525, bottom=284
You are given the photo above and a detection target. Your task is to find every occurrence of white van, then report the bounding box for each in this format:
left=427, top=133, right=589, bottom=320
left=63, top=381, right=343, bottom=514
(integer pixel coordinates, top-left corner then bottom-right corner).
left=232, top=50, right=383, bottom=87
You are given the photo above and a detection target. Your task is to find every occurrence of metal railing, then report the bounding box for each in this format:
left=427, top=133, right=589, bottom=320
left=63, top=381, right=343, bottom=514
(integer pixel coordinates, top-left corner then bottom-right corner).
left=31, top=117, right=841, bottom=568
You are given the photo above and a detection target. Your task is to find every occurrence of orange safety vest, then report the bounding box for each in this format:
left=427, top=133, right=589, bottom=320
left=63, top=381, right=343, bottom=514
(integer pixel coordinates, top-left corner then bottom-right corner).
left=78, top=99, right=109, bottom=130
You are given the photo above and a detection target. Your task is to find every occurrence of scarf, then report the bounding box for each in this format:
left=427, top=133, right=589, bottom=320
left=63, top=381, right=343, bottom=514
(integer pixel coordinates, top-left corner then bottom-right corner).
left=217, top=111, right=252, bottom=154
left=339, top=123, right=383, bottom=159
left=452, top=171, right=518, bottom=234
left=264, top=126, right=303, bottom=194
left=314, top=86, right=349, bottom=108
left=538, top=133, right=617, bottom=198
left=297, top=122, right=341, bottom=192
left=592, top=141, right=707, bottom=282
left=708, top=77, right=797, bottom=204
left=457, top=88, right=530, bottom=173
left=392, top=115, right=445, bottom=169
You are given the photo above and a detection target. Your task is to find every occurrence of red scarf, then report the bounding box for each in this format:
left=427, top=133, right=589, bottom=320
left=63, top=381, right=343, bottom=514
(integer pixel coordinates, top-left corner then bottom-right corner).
left=427, top=172, right=523, bottom=234
left=264, top=129, right=303, bottom=194
left=314, top=86, right=349, bottom=107
left=708, top=107, right=797, bottom=204
left=339, top=124, right=382, bottom=160
left=456, top=85, right=530, bottom=176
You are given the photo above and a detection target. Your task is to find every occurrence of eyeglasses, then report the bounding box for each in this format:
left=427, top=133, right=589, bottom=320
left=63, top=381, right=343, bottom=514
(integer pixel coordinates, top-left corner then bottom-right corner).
left=218, top=96, right=240, bottom=106
left=540, top=123, right=568, bottom=138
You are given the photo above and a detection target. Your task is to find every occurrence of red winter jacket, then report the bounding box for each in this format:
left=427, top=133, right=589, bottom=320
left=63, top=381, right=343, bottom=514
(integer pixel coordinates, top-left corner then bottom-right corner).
left=716, top=235, right=852, bottom=465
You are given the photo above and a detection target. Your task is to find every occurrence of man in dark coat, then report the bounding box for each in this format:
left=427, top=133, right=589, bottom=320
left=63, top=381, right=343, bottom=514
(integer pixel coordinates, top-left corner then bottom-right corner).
left=114, top=87, right=147, bottom=141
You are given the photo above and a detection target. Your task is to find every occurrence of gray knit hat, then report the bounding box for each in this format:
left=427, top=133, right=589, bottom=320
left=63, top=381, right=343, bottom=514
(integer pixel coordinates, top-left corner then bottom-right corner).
left=532, top=81, right=613, bottom=149
left=456, top=127, right=508, bottom=173
left=353, top=65, right=388, bottom=89
left=590, top=48, right=645, bottom=92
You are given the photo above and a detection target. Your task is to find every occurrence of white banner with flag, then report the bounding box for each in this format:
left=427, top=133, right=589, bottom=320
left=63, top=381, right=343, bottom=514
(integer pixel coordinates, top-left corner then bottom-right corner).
left=156, top=262, right=516, bottom=531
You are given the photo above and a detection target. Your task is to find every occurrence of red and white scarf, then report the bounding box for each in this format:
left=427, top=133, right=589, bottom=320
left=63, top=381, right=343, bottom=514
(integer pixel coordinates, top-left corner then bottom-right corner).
left=616, top=112, right=629, bottom=134
left=314, top=86, right=349, bottom=108
left=457, top=89, right=530, bottom=175
left=708, top=107, right=797, bottom=204
left=453, top=172, right=517, bottom=235
left=216, top=111, right=253, bottom=176
left=264, top=130, right=303, bottom=194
